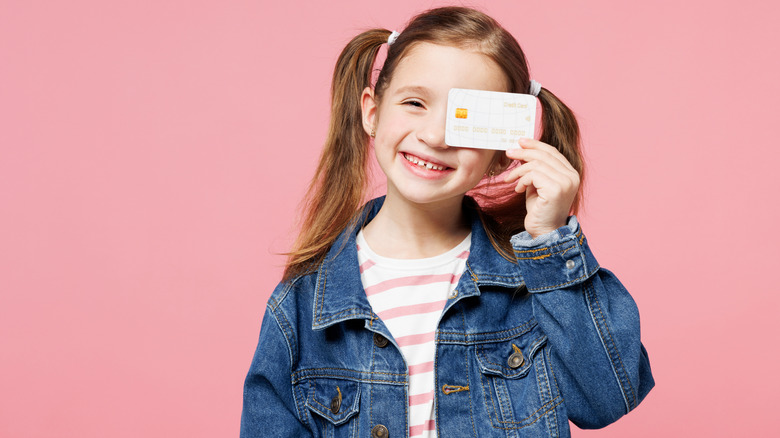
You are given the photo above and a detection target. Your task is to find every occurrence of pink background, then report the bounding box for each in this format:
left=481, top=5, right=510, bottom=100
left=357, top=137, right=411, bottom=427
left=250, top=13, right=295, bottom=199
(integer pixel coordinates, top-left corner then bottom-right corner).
left=2, top=0, right=779, bottom=436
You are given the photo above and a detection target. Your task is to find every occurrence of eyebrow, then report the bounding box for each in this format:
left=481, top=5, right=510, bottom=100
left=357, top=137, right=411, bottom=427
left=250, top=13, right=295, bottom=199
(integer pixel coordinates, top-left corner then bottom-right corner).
left=391, top=85, right=433, bottom=97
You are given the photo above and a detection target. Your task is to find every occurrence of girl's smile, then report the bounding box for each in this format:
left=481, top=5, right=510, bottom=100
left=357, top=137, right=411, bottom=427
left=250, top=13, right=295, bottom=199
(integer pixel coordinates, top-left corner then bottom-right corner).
left=362, top=42, right=509, bottom=210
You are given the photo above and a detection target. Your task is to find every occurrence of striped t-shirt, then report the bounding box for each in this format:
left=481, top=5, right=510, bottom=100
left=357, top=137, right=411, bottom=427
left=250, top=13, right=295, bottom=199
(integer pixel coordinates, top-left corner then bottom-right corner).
left=356, top=230, right=471, bottom=438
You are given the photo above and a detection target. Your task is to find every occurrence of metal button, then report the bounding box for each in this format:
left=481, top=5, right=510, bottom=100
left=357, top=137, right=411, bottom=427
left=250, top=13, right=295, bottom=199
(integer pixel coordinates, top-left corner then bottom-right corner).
left=373, top=333, right=389, bottom=348
left=330, top=387, right=341, bottom=414
left=565, top=259, right=575, bottom=269
left=448, top=289, right=458, bottom=299
left=508, top=352, right=524, bottom=369
left=371, top=424, right=389, bottom=438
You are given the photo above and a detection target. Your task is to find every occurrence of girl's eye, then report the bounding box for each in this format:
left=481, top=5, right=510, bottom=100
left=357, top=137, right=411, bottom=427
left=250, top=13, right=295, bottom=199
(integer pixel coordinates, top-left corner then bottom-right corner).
left=404, top=100, right=424, bottom=108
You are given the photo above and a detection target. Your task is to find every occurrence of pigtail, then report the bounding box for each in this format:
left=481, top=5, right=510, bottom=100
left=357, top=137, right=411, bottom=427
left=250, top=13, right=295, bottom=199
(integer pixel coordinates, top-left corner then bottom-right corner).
left=283, top=29, right=391, bottom=281
left=536, top=87, right=585, bottom=214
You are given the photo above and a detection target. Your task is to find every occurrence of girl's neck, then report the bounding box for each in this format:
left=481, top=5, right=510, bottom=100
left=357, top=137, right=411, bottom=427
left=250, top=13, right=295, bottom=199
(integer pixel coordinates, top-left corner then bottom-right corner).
left=362, top=195, right=470, bottom=259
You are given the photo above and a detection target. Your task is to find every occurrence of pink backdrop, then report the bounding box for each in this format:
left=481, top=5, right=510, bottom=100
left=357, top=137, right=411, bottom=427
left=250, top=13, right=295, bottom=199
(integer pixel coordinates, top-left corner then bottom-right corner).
left=2, top=0, right=779, bottom=436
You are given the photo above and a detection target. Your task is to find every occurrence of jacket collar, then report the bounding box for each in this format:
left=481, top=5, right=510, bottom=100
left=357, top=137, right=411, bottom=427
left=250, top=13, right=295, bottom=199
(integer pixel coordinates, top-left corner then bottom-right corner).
left=311, top=197, right=524, bottom=330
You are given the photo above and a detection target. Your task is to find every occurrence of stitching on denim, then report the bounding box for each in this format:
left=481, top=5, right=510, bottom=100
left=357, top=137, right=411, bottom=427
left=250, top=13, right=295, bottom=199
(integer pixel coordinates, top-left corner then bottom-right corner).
left=533, top=344, right=556, bottom=436
left=293, top=379, right=310, bottom=429
left=513, top=229, right=584, bottom=259
left=479, top=363, right=501, bottom=426
left=513, top=229, right=582, bottom=254
left=315, top=261, right=328, bottom=322
left=272, top=307, right=296, bottom=365
left=293, top=367, right=406, bottom=377
left=439, top=319, right=536, bottom=340
left=293, top=374, right=405, bottom=385
left=313, top=310, right=375, bottom=326
left=525, top=265, right=599, bottom=292
left=434, top=327, right=441, bottom=436
left=267, top=278, right=297, bottom=312
left=461, top=310, right=478, bottom=438
left=491, top=396, right=564, bottom=428
left=514, top=244, right=576, bottom=261
left=495, top=378, right=515, bottom=430
left=543, top=347, right=560, bottom=438
left=586, top=281, right=636, bottom=412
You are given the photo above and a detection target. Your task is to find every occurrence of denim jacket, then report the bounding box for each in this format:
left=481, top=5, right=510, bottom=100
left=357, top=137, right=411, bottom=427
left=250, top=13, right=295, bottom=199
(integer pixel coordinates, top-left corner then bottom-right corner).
left=241, top=198, right=653, bottom=437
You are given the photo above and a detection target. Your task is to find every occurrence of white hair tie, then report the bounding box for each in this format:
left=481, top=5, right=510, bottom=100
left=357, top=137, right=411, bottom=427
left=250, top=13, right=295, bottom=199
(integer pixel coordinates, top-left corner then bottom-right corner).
left=529, top=80, right=542, bottom=97
left=387, top=30, right=400, bottom=45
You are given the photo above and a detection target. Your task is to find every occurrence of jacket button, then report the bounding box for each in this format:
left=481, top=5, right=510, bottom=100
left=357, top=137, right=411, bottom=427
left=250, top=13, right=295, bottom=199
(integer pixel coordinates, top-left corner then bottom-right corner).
left=371, top=424, right=389, bottom=437
left=508, top=351, right=524, bottom=369
left=330, top=391, right=341, bottom=414
left=565, top=259, right=576, bottom=269
left=373, top=333, right=389, bottom=348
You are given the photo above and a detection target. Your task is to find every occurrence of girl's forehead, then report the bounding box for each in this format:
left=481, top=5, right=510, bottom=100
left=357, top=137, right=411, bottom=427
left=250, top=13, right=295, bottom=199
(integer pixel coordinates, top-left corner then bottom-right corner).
left=387, top=43, right=509, bottom=94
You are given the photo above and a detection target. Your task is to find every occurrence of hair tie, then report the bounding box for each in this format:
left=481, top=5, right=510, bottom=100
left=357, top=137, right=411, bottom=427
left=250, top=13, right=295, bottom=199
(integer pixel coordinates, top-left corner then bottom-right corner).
left=528, top=80, right=542, bottom=97
left=387, top=30, right=400, bottom=45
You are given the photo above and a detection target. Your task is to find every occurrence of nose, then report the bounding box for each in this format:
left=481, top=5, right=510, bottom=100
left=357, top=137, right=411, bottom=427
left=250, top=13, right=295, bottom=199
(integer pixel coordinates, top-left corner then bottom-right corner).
left=416, top=109, right=448, bottom=149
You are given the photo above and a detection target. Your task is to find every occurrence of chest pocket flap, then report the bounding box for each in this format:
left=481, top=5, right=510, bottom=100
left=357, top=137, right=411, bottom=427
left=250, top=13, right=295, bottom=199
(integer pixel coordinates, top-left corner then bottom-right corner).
left=476, top=332, right=548, bottom=379
left=305, top=378, right=360, bottom=425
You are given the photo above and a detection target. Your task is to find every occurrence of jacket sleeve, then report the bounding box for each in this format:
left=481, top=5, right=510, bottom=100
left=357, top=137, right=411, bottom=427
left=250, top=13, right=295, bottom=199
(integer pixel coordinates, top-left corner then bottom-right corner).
left=241, top=305, right=312, bottom=438
left=511, top=217, right=654, bottom=429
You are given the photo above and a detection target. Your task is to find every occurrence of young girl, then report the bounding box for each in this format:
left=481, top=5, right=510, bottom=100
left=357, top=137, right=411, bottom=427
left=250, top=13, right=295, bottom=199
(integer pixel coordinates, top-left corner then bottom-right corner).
left=242, top=7, right=653, bottom=437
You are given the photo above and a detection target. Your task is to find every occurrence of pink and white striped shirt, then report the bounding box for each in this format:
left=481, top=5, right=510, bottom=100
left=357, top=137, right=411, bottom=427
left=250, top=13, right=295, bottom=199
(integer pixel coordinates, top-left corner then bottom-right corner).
left=357, top=230, right=470, bottom=438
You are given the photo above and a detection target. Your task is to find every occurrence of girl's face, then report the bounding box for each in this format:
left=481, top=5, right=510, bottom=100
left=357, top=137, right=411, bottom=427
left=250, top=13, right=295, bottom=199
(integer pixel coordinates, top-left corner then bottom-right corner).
left=362, top=42, right=509, bottom=211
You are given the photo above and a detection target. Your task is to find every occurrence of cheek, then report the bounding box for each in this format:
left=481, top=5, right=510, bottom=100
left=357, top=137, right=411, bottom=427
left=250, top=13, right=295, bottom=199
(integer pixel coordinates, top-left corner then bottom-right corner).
left=465, top=151, right=499, bottom=174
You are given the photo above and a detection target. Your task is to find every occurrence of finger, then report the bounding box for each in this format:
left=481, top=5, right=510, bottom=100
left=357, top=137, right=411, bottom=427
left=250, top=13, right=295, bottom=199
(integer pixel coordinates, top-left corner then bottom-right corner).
left=510, top=138, right=576, bottom=172
left=505, top=147, right=577, bottom=177
left=503, top=160, right=576, bottom=190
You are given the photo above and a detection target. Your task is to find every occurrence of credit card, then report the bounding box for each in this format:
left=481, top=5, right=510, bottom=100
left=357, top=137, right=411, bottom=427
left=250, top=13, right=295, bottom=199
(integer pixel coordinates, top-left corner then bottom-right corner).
left=445, top=88, right=537, bottom=150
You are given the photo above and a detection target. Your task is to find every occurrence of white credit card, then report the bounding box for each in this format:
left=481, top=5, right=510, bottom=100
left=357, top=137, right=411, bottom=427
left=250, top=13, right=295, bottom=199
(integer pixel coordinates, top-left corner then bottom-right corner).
left=445, top=88, right=537, bottom=150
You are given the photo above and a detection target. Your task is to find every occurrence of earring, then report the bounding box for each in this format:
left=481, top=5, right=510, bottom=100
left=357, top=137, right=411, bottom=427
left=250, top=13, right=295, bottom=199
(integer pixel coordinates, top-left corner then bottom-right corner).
left=488, top=169, right=495, bottom=177
left=370, top=128, right=376, bottom=138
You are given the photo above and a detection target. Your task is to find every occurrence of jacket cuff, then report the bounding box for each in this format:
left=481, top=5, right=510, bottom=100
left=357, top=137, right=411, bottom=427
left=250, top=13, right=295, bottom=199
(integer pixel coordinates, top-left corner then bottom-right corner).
left=510, top=216, right=600, bottom=293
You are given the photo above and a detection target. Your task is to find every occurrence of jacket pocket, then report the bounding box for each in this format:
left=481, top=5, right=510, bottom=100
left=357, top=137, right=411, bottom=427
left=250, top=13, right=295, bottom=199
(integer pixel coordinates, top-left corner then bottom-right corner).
left=304, top=378, right=360, bottom=437
left=475, top=326, right=563, bottom=432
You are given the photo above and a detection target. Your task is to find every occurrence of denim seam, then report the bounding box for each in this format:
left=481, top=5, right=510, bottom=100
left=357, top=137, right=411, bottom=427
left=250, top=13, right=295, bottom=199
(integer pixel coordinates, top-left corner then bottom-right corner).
left=434, top=329, right=441, bottom=437
left=438, top=320, right=536, bottom=341
left=515, top=244, right=577, bottom=261
left=534, top=346, right=557, bottom=437
left=494, top=378, right=514, bottom=434
left=478, top=364, right=501, bottom=427
left=315, top=261, right=328, bottom=323
left=293, top=375, right=406, bottom=385
left=461, top=310, right=478, bottom=438
left=524, top=265, right=599, bottom=293
left=267, top=278, right=297, bottom=312
left=545, top=347, right=561, bottom=436
left=293, top=382, right=311, bottom=430
left=513, top=231, right=586, bottom=261
left=585, top=281, right=636, bottom=413
left=272, top=307, right=296, bottom=366
left=492, top=398, right=564, bottom=428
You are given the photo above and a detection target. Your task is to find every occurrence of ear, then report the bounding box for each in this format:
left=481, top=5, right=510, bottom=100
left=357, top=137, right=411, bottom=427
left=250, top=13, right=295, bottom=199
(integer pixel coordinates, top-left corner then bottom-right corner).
left=361, top=87, right=377, bottom=137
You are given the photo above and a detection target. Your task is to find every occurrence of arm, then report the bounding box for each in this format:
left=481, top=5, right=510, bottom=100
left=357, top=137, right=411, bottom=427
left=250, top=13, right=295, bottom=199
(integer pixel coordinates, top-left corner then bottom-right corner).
left=241, top=305, right=311, bottom=437
left=512, top=219, right=654, bottom=428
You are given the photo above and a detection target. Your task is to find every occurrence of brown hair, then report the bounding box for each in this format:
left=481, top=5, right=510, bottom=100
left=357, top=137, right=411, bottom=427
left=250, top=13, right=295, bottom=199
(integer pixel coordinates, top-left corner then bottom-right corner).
left=283, top=6, right=584, bottom=281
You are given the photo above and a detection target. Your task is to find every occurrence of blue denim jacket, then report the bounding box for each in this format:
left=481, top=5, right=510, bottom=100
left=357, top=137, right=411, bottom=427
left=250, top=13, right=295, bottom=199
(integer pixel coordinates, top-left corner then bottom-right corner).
left=241, top=198, right=653, bottom=437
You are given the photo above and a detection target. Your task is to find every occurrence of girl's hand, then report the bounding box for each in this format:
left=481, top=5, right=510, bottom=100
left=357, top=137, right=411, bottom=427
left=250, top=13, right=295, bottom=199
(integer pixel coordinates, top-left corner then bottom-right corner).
left=503, top=138, right=580, bottom=238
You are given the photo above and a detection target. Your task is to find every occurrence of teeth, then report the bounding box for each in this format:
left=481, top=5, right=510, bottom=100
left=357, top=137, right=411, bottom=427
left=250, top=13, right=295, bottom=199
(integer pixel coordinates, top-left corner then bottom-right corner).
left=404, top=153, right=445, bottom=171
